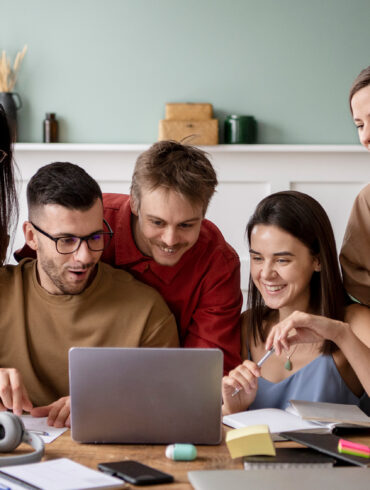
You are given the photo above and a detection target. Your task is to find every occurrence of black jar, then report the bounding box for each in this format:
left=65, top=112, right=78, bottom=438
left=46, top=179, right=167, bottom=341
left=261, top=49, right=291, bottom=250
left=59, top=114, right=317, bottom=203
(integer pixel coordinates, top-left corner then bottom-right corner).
left=43, top=113, right=58, bottom=143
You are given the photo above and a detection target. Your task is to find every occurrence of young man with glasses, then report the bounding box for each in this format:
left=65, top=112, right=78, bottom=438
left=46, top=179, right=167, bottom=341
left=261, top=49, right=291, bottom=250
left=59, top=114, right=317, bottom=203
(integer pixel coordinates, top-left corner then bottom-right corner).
left=0, top=162, right=178, bottom=427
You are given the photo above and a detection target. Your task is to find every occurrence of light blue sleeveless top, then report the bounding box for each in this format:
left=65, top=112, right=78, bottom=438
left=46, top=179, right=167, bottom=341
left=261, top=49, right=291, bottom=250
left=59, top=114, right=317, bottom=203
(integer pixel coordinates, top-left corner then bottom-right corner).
left=249, top=354, right=370, bottom=415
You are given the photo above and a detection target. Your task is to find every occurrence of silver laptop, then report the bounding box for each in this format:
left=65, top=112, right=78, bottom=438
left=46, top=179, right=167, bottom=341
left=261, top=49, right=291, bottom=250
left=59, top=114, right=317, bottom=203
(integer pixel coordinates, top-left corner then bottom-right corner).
left=188, top=468, right=370, bottom=490
left=69, top=347, right=223, bottom=444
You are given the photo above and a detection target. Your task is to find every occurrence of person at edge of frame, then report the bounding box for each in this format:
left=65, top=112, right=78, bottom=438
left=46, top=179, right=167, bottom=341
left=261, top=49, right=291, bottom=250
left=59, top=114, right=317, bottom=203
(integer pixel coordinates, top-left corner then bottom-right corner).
left=0, top=104, right=18, bottom=265
left=340, top=65, right=370, bottom=308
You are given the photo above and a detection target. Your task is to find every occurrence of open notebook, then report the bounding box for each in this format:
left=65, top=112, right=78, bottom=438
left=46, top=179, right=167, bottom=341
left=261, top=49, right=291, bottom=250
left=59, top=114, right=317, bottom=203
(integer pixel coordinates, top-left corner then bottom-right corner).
left=223, top=400, right=370, bottom=440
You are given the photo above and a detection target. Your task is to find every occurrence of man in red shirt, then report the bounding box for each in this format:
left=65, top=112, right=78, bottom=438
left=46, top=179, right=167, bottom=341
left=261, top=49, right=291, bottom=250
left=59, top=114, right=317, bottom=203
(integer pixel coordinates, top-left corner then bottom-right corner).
left=102, top=141, right=242, bottom=373
left=16, top=141, right=243, bottom=373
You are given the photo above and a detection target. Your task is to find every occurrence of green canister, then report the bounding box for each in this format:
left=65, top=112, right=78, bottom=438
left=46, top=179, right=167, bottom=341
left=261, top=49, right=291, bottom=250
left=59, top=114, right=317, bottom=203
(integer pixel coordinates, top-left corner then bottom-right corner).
left=224, top=115, right=257, bottom=144
left=165, top=443, right=197, bottom=461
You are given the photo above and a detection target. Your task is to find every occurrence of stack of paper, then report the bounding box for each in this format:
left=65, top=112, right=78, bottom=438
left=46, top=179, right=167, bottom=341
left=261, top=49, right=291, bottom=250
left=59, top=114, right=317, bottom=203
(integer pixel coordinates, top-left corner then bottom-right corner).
left=225, top=425, right=275, bottom=458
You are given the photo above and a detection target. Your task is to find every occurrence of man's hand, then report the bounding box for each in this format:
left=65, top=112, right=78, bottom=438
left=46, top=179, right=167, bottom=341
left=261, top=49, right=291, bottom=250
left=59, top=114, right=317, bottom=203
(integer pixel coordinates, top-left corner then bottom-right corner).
left=0, top=368, right=33, bottom=416
left=31, top=396, right=71, bottom=428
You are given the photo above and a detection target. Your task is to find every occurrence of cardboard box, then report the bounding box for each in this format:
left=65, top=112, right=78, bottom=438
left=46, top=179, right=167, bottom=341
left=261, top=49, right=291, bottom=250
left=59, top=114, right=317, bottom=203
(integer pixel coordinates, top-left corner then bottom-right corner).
left=165, top=103, right=213, bottom=121
left=158, top=119, right=218, bottom=145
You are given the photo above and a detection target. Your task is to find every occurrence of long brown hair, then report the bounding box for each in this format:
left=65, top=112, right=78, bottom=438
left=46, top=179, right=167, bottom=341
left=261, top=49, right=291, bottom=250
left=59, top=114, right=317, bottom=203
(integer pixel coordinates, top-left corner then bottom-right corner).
left=349, top=65, right=370, bottom=112
left=246, top=191, right=347, bottom=354
left=0, top=105, right=18, bottom=264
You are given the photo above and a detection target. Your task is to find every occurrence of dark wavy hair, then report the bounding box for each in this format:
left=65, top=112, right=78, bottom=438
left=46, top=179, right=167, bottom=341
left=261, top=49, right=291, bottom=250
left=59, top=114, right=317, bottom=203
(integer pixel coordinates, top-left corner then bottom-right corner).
left=246, top=191, right=347, bottom=354
left=0, top=105, right=18, bottom=264
left=27, top=162, right=102, bottom=220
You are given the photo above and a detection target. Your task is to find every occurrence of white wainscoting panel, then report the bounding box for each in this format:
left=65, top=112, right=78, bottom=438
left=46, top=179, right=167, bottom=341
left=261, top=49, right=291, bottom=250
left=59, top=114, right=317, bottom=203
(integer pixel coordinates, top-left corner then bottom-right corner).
left=12, top=144, right=370, bottom=303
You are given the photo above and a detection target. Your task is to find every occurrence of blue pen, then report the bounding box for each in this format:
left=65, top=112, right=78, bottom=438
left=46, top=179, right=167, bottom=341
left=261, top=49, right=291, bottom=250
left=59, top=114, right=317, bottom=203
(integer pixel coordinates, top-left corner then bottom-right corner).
left=231, top=347, right=275, bottom=397
left=29, top=430, right=50, bottom=436
left=0, top=484, right=12, bottom=490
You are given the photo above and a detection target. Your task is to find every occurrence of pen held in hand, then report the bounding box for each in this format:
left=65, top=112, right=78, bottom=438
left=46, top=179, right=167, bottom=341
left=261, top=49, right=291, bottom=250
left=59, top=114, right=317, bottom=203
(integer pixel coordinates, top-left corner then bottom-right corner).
left=256, top=347, right=276, bottom=367
left=231, top=347, right=275, bottom=397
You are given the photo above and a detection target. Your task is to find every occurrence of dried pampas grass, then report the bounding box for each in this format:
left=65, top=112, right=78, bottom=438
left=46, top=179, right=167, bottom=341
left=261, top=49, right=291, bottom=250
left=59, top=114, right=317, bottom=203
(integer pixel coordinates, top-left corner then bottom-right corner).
left=0, top=45, right=27, bottom=92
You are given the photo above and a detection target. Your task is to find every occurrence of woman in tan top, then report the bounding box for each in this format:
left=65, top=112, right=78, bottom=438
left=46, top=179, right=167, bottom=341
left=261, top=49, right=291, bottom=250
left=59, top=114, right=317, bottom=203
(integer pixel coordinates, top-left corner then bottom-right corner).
left=340, top=66, right=370, bottom=306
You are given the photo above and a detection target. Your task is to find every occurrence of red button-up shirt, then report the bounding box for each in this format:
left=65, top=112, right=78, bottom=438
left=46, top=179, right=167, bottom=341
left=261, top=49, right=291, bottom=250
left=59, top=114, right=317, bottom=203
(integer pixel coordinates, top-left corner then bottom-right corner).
left=102, top=194, right=242, bottom=373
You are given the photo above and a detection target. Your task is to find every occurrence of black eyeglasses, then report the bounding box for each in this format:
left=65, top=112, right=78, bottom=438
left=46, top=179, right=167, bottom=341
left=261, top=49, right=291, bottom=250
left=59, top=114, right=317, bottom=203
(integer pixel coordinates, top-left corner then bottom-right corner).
left=30, top=219, right=114, bottom=254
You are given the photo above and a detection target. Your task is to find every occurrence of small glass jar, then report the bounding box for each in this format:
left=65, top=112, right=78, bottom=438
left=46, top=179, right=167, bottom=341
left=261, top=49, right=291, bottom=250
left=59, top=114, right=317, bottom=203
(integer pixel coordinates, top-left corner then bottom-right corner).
left=43, top=113, right=58, bottom=143
left=224, top=115, right=257, bottom=144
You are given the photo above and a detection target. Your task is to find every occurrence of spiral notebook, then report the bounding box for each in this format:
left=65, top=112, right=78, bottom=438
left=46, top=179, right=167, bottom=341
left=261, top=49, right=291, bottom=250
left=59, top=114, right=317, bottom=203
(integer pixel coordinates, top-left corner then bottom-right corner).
left=243, top=447, right=336, bottom=470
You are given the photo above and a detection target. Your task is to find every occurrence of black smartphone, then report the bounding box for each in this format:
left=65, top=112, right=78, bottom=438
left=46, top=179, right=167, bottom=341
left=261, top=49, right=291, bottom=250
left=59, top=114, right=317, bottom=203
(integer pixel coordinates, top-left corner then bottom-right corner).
left=98, top=460, right=174, bottom=486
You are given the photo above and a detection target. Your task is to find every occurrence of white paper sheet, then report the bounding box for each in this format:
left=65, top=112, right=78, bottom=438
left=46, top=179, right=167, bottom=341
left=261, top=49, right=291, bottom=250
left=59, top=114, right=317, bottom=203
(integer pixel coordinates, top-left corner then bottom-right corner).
left=21, top=415, right=68, bottom=444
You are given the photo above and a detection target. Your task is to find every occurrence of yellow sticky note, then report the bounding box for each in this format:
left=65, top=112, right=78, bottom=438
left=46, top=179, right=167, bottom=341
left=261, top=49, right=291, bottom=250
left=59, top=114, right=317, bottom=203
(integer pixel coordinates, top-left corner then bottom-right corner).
left=226, top=424, right=276, bottom=459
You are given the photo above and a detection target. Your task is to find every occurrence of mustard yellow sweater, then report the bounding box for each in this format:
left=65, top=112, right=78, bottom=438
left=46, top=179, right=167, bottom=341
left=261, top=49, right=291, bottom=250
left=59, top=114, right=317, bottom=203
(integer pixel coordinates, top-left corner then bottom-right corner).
left=0, top=259, right=179, bottom=406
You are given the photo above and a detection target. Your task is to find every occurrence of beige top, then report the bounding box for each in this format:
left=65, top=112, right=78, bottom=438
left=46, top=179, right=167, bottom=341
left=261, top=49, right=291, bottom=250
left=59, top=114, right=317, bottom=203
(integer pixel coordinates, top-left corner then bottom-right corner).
left=340, top=183, right=370, bottom=306
left=0, top=259, right=179, bottom=406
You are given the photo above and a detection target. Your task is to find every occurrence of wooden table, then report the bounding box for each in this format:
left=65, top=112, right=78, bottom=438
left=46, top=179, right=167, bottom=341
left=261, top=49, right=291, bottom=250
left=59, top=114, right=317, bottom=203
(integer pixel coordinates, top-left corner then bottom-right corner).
left=13, top=428, right=370, bottom=489
left=41, top=427, right=240, bottom=489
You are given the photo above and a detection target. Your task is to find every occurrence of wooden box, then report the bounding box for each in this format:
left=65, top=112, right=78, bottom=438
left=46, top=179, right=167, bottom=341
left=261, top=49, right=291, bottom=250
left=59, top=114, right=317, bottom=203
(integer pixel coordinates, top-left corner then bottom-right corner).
left=165, top=103, right=213, bottom=120
left=158, top=119, right=218, bottom=145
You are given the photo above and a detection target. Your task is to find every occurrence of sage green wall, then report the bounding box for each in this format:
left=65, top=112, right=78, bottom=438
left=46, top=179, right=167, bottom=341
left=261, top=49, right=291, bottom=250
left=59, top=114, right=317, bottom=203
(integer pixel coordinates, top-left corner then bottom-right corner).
left=1, top=0, right=369, bottom=143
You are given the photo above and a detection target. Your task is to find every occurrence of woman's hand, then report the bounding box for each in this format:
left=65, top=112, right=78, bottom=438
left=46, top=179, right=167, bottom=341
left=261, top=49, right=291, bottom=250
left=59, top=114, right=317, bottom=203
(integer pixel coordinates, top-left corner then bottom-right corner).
left=222, top=360, right=261, bottom=415
left=265, top=311, right=347, bottom=354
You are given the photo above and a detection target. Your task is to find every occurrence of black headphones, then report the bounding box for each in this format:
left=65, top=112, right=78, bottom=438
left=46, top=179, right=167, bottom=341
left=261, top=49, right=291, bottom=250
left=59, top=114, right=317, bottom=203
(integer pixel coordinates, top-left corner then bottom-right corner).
left=0, top=412, right=44, bottom=467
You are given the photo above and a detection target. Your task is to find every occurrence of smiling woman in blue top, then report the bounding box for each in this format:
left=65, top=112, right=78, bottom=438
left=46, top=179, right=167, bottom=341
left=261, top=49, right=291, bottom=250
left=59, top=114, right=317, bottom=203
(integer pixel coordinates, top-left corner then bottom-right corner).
left=222, top=191, right=370, bottom=416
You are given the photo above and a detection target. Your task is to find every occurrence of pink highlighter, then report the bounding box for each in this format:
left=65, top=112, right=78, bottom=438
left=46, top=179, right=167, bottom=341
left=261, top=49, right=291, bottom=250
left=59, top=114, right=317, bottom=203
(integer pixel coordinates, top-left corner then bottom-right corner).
left=338, top=439, right=370, bottom=459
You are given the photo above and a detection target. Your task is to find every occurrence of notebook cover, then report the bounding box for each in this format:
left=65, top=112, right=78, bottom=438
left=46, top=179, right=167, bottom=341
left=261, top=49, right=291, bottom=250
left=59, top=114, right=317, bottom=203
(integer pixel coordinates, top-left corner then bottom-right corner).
left=289, top=400, right=370, bottom=426
left=243, top=447, right=336, bottom=468
left=279, top=432, right=370, bottom=467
